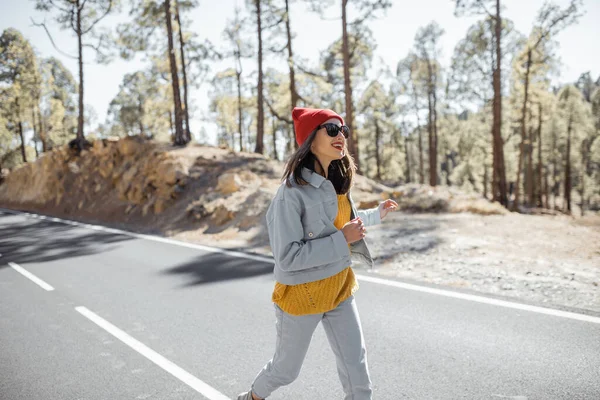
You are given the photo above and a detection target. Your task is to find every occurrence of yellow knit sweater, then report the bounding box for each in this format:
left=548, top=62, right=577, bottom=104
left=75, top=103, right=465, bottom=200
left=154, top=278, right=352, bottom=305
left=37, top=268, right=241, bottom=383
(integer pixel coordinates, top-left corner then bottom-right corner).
left=272, top=194, right=358, bottom=316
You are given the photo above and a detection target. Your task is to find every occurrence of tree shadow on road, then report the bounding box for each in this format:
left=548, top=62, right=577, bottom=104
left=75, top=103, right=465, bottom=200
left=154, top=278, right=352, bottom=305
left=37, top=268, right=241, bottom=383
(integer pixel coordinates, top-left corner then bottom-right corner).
left=366, top=215, right=443, bottom=265
left=0, top=212, right=134, bottom=267
left=162, top=252, right=274, bottom=287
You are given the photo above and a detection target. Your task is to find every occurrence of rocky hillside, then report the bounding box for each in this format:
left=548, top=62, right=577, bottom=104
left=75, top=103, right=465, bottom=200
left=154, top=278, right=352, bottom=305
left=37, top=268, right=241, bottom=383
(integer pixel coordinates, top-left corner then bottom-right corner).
left=0, top=136, right=505, bottom=252
left=4, top=137, right=599, bottom=313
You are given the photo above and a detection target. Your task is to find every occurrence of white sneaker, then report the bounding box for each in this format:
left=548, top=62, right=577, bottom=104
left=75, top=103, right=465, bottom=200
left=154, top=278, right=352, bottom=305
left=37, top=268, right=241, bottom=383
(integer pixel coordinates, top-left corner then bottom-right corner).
left=237, top=390, right=254, bottom=400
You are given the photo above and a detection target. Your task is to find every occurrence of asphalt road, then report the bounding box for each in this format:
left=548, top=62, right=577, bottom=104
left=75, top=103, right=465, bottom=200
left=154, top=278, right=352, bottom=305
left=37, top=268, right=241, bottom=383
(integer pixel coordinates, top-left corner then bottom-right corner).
left=1, top=209, right=599, bottom=400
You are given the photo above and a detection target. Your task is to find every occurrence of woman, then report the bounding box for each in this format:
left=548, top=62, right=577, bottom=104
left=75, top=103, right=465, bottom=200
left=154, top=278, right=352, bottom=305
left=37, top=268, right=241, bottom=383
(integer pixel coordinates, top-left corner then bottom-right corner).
left=238, top=107, right=398, bottom=400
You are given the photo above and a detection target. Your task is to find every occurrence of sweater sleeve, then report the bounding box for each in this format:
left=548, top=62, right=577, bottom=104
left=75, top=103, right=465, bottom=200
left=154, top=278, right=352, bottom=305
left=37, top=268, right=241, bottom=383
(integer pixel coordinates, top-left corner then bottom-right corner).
left=356, top=206, right=381, bottom=227
left=267, top=195, right=351, bottom=272
left=349, top=191, right=381, bottom=227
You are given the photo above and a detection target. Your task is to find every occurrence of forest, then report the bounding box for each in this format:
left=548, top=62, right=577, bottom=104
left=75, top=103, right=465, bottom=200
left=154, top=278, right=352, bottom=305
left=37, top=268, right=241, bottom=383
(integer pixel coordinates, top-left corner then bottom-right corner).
left=1, top=0, right=599, bottom=215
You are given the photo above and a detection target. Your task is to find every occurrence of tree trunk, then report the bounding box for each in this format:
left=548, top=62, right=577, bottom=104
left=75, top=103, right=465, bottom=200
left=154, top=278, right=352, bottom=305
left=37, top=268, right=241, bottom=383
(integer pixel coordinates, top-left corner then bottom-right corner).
left=544, top=161, right=549, bottom=209
left=272, top=117, right=278, bottom=160
left=527, top=123, right=535, bottom=206
left=234, top=32, right=244, bottom=152
left=525, top=124, right=534, bottom=205
left=254, top=0, right=265, bottom=154
left=174, top=0, right=191, bottom=143
left=580, top=138, right=590, bottom=217
left=286, top=124, right=293, bottom=156
left=483, top=158, right=489, bottom=199
left=513, top=49, right=532, bottom=211
left=445, top=153, right=452, bottom=185
left=580, top=147, right=585, bottom=217
left=493, top=0, right=508, bottom=206
left=16, top=97, right=27, bottom=163
left=410, top=82, right=424, bottom=184
left=284, top=0, right=299, bottom=150
left=513, top=141, right=525, bottom=211
left=536, top=103, right=543, bottom=207
left=426, top=66, right=436, bottom=186
left=164, top=0, right=185, bottom=146
left=432, top=63, right=439, bottom=186
left=564, top=113, right=572, bottom=213
left=417, top=127, right=424, bottom=184
left=31, top=69, right=46, bottom=154
left=168, top=110, right=174, bottom=140
left=236, top=68, right=243, bottom=152
left=405, top=135, right=411, bottom=183
left=138, top=96, right=146, bottom=136
left=31, top=107, right=39, bottom=158
left=491, top=122, right=497, bottom=199
left=552, top=129, right=558, bottom=210
left=138, top=120, right=145, bottom=137
left=374, top=119, right=382, bottom=181
left=341, top=0, right=358, bottom=171
left=32, top=71, right=47, bottom=153
left=76, top=0, right=85, bottom=145
left=494, top=163, right=499, bottom=198
left=36, top=106, right=47, bottom=152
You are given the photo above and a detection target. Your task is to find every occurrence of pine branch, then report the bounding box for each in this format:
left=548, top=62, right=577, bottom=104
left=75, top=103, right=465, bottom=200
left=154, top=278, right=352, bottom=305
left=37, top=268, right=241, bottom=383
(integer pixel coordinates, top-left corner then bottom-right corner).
left=31, top=18, right=78, bottom=59
left=70, top=7, right=77, bottom=33
left=82, top=0, right=114, bottom=35
left=297, top=64, right=327, bottom=81
left=264, top=96, right=292, bottom=124
left=46, top=0, right=72, bottom=14
left=267, top=43, right=287, bottom=54
left=297, top=92, right=308, bottom=105
left=475, top=0, right=495, bottom=19
left=263, top=15, right=285, bottom=30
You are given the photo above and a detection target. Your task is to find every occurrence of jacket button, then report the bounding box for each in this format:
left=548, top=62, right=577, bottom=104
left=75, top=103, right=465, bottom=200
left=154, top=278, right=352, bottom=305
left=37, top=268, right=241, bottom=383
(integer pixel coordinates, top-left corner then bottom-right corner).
left=308, top=232, right=314, bottom=238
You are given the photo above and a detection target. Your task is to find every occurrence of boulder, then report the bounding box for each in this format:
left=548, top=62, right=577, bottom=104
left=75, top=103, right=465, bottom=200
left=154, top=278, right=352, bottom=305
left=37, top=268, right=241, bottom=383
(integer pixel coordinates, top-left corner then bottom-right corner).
left=121, top=165, right=139, bottom=188
left=68, top=162, right=80, bottom=174
left=117, top=137, right=142, bottom=156
left=358, top=200, right=379, bottom=209
left=187, top=203, right=209, bottom=220
left=216, top=172, right=243, bottom=195
left=155, top=162, right=183, bottom=185
left=211, top=204, right=235, bottom=225
left=154, top=198, right=167, bottom=214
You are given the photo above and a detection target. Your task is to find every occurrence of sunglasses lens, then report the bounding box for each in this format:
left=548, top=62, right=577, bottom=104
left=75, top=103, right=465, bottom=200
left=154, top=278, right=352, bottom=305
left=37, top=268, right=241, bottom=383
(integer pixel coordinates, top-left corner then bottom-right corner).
left=341, top=126, right=349, bottom=138
left=326, top=125, right=338, bottom=137
left=323, top=124, right=349, bottom=138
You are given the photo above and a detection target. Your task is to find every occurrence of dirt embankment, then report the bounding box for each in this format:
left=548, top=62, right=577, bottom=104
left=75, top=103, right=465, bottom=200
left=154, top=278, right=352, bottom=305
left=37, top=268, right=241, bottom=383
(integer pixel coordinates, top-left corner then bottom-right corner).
left=1, top=137, right=597, bottom=313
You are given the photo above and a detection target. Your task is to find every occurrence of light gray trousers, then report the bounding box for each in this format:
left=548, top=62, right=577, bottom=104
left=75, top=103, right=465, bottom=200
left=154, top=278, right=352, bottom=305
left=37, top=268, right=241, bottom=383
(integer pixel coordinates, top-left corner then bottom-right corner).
left=251, top=295, right=372, bottom=399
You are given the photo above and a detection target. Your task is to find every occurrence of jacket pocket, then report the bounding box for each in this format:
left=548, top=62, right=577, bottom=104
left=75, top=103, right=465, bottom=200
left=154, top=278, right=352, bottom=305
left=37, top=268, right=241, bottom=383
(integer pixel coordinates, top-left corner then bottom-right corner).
left=303, top=218, right=326, bottom=240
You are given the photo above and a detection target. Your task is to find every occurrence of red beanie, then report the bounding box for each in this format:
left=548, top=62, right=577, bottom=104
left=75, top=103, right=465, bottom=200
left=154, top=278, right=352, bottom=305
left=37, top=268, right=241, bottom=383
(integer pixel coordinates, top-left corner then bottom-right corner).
left=292, top=107, right=344, bottom=147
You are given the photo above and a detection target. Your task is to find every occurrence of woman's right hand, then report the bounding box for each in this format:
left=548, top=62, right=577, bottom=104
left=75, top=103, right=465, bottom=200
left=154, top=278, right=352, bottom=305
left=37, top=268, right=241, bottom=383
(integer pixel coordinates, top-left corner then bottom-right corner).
left=342, top=217, right=366, bottom=244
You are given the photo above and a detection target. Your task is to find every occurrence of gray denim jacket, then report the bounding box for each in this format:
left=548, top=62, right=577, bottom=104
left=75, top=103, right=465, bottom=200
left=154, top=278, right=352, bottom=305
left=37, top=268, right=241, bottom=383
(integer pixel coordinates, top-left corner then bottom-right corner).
left=266, top=167, right=381, bottom=285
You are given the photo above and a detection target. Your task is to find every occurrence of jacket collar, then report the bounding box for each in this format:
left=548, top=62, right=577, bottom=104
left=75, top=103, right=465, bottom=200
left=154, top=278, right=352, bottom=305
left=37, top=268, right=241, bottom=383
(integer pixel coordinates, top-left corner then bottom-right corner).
left=301, top=167, right=326, bottom=188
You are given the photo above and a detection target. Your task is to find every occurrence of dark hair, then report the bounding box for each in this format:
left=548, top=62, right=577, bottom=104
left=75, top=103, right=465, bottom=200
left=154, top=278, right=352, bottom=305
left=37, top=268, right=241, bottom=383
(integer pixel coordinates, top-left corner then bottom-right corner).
left=282, top=129, right=356, bottom=194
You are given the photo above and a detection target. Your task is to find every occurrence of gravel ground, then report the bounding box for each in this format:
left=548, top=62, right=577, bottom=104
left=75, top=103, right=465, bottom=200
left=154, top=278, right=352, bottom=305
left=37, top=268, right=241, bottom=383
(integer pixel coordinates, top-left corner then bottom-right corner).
left=362, top=212, right=600, bottom=314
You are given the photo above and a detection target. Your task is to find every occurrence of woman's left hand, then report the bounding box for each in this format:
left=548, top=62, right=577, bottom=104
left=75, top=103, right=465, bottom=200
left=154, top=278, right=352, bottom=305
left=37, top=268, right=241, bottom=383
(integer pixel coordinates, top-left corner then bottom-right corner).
left=379, top=199, right=399, bottom=220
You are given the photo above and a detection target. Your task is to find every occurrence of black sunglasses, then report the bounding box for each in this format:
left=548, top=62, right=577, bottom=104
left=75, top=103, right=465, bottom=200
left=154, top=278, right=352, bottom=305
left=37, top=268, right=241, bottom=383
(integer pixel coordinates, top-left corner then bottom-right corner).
left=317, top=123, right=350, bottom=138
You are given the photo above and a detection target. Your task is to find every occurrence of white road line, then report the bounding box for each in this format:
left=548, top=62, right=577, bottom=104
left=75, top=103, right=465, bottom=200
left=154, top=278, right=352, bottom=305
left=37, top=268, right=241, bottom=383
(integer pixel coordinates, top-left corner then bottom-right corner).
left=3, top=209, right=271, bottom=264
left=356, top=274, right=600, bottom=325
left=4, top=208, right=600, bottom=324
left=8, top=262, right=55, bottom=291
left=75, top=306, right=231, bottom=400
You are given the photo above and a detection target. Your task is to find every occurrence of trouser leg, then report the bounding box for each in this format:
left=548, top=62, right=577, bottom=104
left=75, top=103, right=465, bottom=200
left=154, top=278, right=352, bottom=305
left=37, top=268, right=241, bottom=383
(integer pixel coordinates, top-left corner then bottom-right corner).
left=322, top=295, right=372, bottom=400
left=251, top=304, right=321, bottom=398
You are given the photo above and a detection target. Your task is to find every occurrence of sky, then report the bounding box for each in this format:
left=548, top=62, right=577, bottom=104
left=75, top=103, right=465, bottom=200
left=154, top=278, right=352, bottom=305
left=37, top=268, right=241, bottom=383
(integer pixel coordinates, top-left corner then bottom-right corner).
left=1, top=0, right=599, bottom=144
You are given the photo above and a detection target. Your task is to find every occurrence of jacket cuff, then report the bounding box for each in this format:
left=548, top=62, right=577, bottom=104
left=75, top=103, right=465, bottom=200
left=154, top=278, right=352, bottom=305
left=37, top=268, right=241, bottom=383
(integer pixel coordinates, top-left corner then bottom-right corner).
left=372, top=206, right=382, bottom=225
left=332, top=230, right=351, bottom=258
